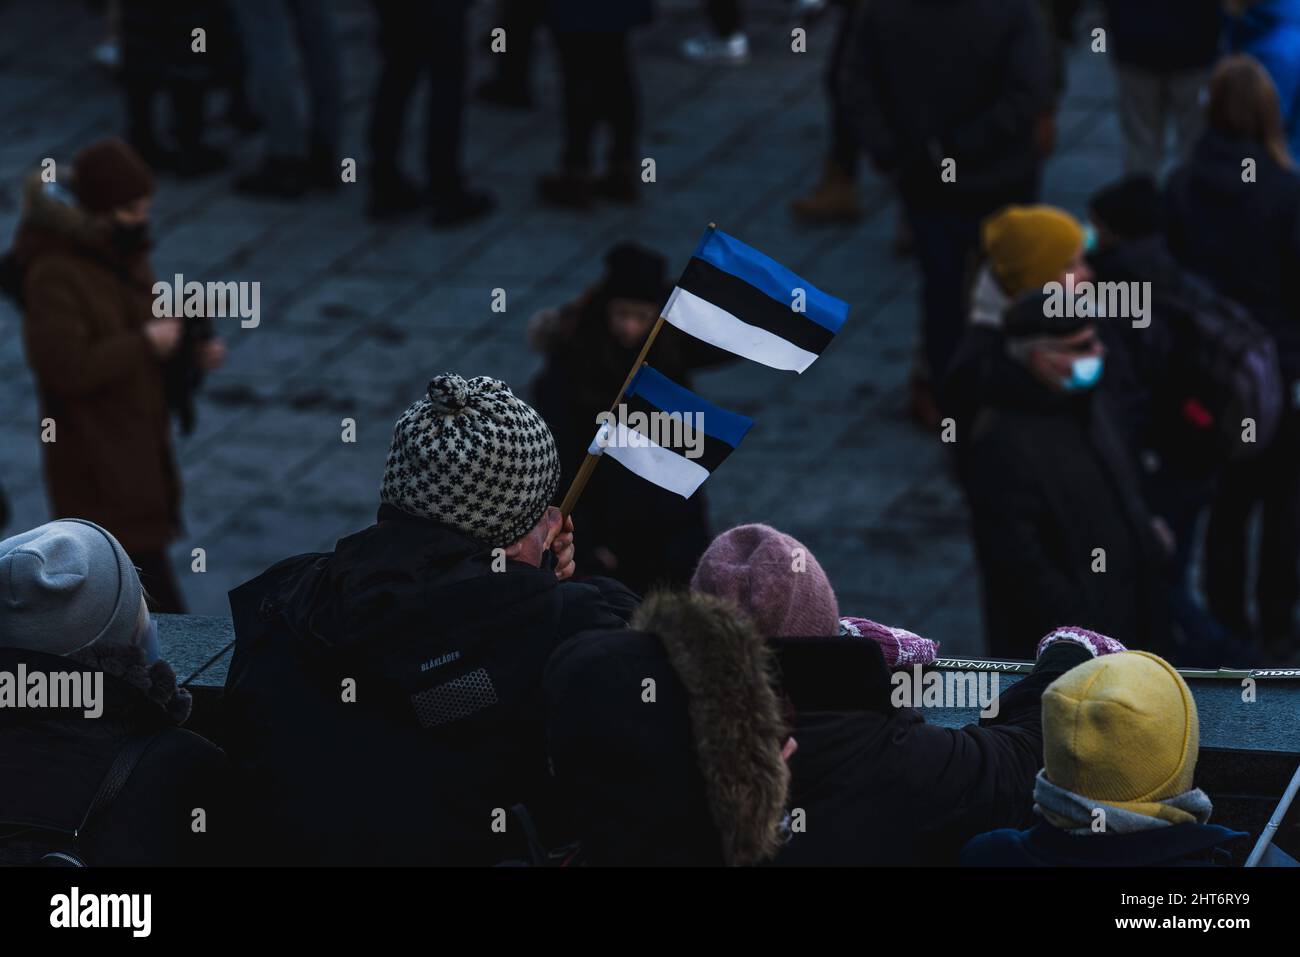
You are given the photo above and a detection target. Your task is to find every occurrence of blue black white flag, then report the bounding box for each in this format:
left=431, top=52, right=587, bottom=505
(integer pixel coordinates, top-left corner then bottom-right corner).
left=662, top=227, right=849, bottom=373
left=590, top=364, right=753, bottom=498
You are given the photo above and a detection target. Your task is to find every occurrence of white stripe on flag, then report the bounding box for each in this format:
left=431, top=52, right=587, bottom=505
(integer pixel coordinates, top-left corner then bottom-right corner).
left=662, top=286, right=820, bottom=373
left=602, top=423, right=711, bottom=498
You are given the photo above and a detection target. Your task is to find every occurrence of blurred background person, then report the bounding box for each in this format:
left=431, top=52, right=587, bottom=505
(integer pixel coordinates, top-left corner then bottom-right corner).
left=5, top=139, right=225, bottom=613
left=1087, top=175, right=1275, bottom=665
left=1098, top=0, right=1221, bottom=176
left=840, top=0, right=1053, bottom=429
left=1225, top=0, right=1300, bottom=160
left=789, top=0, right=864, bottom=225
left=228, top=0, right=342, bottom=199
left=476, top=0, right=546, bottom=110
left=959, top=293, right=1170, bottom=658
left=536, top=0, right=654, bottom=209
left=118, top=0, right=232, bottom=178
left=1165, top=54, right=1300, bottom=659
left=529, top=242, right=731, bottom=594
left=367, top=0, right=496, bottom=226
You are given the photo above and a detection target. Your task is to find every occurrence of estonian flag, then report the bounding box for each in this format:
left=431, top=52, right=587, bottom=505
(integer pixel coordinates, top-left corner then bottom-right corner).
left=663, top=227, right=849, bottom=373
left=592, top=364, right=754, bottom=498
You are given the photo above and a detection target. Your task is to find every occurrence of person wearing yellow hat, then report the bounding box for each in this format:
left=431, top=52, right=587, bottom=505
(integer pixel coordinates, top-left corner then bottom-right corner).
left=961, top=647, right=1249, bottom=866
left=968, top=204, right=1093, bottom=327
left=941, top=203, right=1096, bottom=423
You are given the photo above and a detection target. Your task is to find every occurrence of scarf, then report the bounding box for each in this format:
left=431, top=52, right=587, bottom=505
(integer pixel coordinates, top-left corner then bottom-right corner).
left=1033, top=768, right=1214, bottom=833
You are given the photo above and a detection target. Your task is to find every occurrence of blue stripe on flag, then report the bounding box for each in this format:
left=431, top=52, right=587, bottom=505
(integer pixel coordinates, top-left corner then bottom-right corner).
left=627, top=365, right=754, bottom=448
left=693, top=228, right=849, bottom=335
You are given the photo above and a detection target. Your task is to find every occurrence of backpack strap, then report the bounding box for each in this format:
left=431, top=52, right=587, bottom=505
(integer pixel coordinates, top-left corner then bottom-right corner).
left=1, top=731, right=163, bottom=866
left=76, top=731, right=163, bottom=840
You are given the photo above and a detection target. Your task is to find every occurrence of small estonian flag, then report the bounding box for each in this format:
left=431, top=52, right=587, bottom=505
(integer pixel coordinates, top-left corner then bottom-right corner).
left=591, top=364, right=754, bottom=498
left=663, top=227, right=849, bottom=373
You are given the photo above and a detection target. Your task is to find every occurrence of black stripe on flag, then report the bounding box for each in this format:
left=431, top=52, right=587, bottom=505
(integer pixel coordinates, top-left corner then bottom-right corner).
left=621, top=393, right=738, bottom=473
left=677, top=256, right=836, bottom=356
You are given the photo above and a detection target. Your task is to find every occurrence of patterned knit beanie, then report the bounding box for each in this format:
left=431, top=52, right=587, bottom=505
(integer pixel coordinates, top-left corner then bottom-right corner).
left=380, top=374, right=561, bottom=548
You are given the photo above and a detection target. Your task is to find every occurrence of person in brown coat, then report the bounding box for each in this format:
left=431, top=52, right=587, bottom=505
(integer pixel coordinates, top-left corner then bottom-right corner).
left=9, top=138, right=225, bottom=612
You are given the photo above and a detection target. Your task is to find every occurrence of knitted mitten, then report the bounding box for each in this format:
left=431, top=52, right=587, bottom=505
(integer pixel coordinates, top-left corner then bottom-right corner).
left=1036, top=626, right=1128, bottom=660
left=839, top=617, right=938, bottom=667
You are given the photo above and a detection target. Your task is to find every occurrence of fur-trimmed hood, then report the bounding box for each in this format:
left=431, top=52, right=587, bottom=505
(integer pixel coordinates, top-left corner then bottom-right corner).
left=15, top=170, right=109, bottom=256
left=7, top=170, right=153, bottom=295
left=545, top=590, right=790, bottom=866
left=632, top=591, right=790, bottom=866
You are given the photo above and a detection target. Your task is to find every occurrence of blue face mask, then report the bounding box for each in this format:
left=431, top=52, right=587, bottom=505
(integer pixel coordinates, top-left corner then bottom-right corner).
left=1082, top=224, right=1098, bottom=254
left=1062, top=355, right=1103, bottom=391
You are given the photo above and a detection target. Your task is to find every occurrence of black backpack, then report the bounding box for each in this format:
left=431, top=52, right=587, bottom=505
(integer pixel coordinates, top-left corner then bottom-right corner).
left=1161, top=279, right=1284, bottom=464
left=0, top=732, right=159, bottom=867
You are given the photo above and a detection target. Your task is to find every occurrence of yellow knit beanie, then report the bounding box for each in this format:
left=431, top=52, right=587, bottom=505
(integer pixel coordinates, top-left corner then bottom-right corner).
left=981, top=205, right=1085, bottom=298
left=1041, top=651, right=1199, bottom=824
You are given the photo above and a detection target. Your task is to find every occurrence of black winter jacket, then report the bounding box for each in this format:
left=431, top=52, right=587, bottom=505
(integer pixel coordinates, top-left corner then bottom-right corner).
left=772, top=637, right=1091, bottom=865
left=1166, top=129, right=1300, bottom=381
left=0, top=646, right=228, bottom=866
left=840, top=0, right=1050, bottom=212
left=958, top=361, right=1169, bottom=657
left=223, top=505, right=637, bottom=865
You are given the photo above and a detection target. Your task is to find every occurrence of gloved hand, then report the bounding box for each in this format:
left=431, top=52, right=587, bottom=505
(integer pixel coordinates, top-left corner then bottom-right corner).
left=839, top=617, right=938, bottom=667
left=1036, top=626, right=1128, bottom=660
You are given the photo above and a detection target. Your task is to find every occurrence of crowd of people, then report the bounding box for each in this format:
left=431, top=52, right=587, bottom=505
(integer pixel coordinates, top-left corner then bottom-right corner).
left=1, top=378, right=1285, bottom=866
left=0, top=0, right=1298, bottom=866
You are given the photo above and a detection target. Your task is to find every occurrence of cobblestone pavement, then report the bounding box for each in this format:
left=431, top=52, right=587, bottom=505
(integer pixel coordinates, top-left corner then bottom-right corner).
left=0, top=0, right=1126, bottom=653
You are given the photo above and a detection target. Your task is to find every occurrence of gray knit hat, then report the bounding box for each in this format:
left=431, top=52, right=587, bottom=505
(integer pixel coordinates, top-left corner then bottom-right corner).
left=380, top=374, right=561, bottom=548
left=0, top=519, right=144, bottom=655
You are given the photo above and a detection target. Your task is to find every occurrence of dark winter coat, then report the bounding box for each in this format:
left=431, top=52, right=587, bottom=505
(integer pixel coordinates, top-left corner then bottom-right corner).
left=839, top=0, right=1051, bottom=213
left=544, top=591, right=791, bottom=866
left=958, top=355, right=1169, bottom=657
left=772, top=637, right=1092, bottom=866
left=962, top=820, right=1249, bottom=866
left=13, top=173, right=181, bottom=553
left=0, top=645, right=229, bottom=867
left=223, top=505, right=638, bottom=866
left=530, top=286, right=732, bottom=595
left=1165, top=129, right=1300, bottom=381
left=1099, top=0, right=1221, bottom=73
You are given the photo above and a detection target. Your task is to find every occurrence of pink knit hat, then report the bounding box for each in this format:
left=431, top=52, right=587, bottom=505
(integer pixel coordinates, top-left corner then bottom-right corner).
left=690, top=524, right=839, bottom=638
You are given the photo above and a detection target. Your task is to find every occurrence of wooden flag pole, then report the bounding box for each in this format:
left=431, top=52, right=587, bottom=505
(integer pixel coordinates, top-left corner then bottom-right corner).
left=559, top=314, right=666, bottom=517
left=558, top=223, right=717, bottom=518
